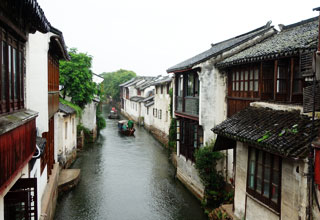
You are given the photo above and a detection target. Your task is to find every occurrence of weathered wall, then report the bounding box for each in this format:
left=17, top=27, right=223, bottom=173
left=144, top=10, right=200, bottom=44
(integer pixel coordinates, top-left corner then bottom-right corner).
left=246, top=196, right=278, bottom=220
left=57, top=112, right=77, bottom=168
left=82, top=101, right=97, bottom=131
left=234, top=142, right=248, bottom=219
left=176, top=155, right=205, bottom=200
left=281, top=158, right=308, bottom=220
left=198, top=66, right=227, bottom=144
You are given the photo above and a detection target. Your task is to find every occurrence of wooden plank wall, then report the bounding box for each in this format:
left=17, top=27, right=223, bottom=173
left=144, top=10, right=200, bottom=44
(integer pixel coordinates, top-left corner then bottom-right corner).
left=0, top=119, right=36, bottom=194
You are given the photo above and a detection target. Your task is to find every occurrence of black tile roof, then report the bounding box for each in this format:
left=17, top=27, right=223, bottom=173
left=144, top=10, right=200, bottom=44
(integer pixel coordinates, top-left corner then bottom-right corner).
left=212, top=106, right=320, bottom=158
left=59, top=103, right=76, bottom=115
left=130, top=96, right=145, bottom=102
left=119, top=78, right=136, bottom=87
left=24, top=0, right=51, bottom=33
left=167, top=22, right=273, bottom=73
left=153, top=76, right=172, bottom=86
left=50, top=26, right=70, bottom=61
left=217, top=17, right=318, bottom=68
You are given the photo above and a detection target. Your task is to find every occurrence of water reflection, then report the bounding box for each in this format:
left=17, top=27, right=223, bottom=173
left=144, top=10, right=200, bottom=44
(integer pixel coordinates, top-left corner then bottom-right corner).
left=54, top=105, right=206, bottom=220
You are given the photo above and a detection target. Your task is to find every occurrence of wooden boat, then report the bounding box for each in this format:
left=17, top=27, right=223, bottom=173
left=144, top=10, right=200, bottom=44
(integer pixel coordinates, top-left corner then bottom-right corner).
left=108, top=107, right=120, bottom=119
left=118, top=120, right=135, bottom=136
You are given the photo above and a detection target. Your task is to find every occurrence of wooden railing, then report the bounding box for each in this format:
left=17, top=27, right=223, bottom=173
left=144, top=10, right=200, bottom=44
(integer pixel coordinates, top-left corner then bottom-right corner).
left=0, top=119, right=36, bottom=194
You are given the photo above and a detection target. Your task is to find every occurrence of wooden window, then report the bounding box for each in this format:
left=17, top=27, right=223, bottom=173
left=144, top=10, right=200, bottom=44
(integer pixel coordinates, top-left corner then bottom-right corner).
left=0, top=28, right=24, bottom=114
left=167, top=84, right=170, bottom=94
left=147, top=107, right=149, bottom=115
left=177, top=75, right=183, bottom=96
left=187, top=74, right=194, bottom=96
left=261, top=61, right=274, bottom=99
left=137, top=89, right=141, bottom=96
left=247, top=147, right=281, bottom=212
left=165, top=111, right=168, bottom=122
left=194, top=74, right=199, bottom=96
left=231, top=66, right=259, bottom=94
left=277, top=60, right=290, bottom=94
left=292, top=58, right=303, bottom=94
left=161, top=85, right=163, bottom=94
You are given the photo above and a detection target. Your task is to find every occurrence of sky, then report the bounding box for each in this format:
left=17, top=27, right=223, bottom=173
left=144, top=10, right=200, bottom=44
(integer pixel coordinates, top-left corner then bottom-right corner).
left=37, top=0, right=319, bottom=76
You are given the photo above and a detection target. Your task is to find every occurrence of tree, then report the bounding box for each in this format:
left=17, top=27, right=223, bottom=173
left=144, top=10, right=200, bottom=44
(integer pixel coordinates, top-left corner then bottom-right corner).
left=100, top=69, right=136, bottom=101
left=60, top=48, right=97, bottom=108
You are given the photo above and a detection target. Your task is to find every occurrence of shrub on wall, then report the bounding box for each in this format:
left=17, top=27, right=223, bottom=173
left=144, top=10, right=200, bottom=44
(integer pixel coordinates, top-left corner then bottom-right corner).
left=194, top=141, right=225, bottom=207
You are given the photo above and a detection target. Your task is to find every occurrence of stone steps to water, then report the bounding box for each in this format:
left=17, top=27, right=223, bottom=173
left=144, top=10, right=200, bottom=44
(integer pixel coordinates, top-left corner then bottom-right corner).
left=58, top=169, right=81, bottom=194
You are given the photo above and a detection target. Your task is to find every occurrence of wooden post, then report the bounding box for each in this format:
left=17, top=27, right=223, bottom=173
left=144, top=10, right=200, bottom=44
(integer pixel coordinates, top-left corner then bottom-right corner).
left=273, top=60, right=278, bottom=100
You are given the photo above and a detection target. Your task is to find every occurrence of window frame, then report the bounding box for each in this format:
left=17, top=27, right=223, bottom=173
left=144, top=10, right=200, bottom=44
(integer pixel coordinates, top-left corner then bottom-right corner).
left=0, top=27, right=24, bottom=115
left=246, top=147, right=281, bottom=212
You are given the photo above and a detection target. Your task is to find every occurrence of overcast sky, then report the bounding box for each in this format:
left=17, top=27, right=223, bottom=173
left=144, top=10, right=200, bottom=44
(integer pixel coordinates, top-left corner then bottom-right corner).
left=37, top=0, right=319, bottom=76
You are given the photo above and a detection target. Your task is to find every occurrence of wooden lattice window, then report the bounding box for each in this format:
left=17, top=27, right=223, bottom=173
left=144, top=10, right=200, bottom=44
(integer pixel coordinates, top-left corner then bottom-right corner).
left=0, top=27, right=24, bottom=115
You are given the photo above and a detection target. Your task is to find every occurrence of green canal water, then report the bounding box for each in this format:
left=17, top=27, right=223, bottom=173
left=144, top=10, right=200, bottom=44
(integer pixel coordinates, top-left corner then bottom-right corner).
left=54, top=105, right=207, bottom=220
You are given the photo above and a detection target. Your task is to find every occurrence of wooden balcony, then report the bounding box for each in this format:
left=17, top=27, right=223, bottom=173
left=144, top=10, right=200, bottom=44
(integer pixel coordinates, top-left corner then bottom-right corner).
left=0, top=117, right=36, bottom=194
left=175, top=96, right=199, bottom=118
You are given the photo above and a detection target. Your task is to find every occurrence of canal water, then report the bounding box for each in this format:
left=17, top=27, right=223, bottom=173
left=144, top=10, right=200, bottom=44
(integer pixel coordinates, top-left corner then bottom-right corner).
left=54, top=105, right=207, bottom=220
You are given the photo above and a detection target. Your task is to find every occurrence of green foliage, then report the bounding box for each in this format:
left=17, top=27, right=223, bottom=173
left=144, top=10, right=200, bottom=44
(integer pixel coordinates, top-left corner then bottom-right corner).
left=77, top=124, right=92, bottom=143
left=257, top=131, right=270, bottom=142
left=60, top=48, right=98, bottom=108
left=279, top=124, right=299, bottom=137
left=168, top=118, right=176, bottom=151
left=195, top=141, right=225, bottom=207
left=100, top=69, right=136, bottom=101
left=96, top=104, right=106, bottom=131
left=59, top=98, right=82, bottom=118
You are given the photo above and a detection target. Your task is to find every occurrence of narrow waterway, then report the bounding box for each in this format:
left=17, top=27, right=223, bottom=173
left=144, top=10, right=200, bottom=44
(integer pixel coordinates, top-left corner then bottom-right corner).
left=54, top=105, right=207, bottom=220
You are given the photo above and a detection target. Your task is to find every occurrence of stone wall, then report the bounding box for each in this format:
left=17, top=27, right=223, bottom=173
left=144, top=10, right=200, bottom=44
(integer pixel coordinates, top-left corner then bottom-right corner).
left=176, top=155, right=205, bottom=200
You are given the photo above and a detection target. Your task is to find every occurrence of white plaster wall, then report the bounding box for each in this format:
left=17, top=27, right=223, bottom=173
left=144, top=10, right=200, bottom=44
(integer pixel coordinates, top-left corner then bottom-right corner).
left=234, top=142, right=248, bottom=219
left=82, top=101, right=97, bottom=131
left=128, top=86, right=137, bottom=99
left=124, top=100, right=140, bottom=121
left=141, top=104, right=154, bottom=127
left=25, top=32, right=50, bottom=134
left=234, top=142, right=309, bottom=220
left=57, top=112, right=77, bottom=165
left=0, top=163, right=30, bottom=220
left=153, top=84, right=172, bottom=135
left=280, top=158, right=308, bottom=220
